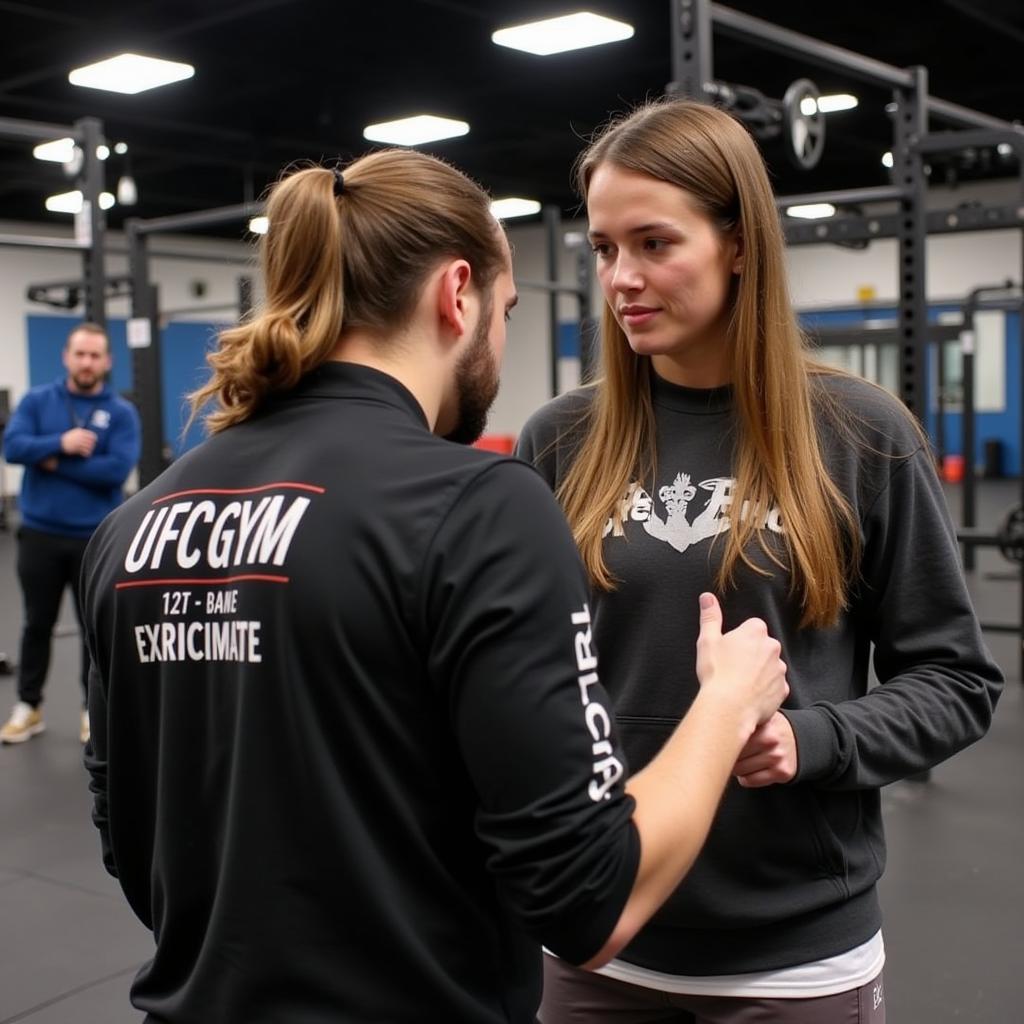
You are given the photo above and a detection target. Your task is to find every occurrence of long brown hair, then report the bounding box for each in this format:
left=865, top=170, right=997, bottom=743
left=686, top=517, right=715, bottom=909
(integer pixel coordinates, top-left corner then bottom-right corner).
left=559, top=99, right=859, bottom=628
left=190, top=150, right=505, bottom=433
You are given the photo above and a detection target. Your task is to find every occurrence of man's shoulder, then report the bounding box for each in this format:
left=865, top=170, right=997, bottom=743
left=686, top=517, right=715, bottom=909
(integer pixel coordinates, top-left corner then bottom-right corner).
left=18, top=380, right=62, bottom=404
left=112, top=397, right=141, bottom=427
left=95, top=389, right=139, bottom=417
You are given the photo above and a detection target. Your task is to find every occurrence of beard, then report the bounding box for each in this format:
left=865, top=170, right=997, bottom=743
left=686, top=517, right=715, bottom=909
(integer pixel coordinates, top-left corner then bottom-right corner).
left=442, top=303, right=500, bottom=446
left=69, top=369, right=101, bottom=393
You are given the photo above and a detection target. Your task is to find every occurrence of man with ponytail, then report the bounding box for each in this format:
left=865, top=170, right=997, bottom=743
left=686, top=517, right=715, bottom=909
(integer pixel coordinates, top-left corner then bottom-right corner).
left=517, top=99, right=1003, bottom=1023
left=79, top=150, right=789, bottom=1023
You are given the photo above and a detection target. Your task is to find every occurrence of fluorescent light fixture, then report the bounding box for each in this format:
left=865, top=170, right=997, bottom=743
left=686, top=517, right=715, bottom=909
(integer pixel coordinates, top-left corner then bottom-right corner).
left=997, top=142, right=1014, bottom=156
left=800, top=93, right=858, bottom=116
left=33, top=137, right=75, bottom=162
left=69, top=53, right=194, bottom=95
left=882, top=151, right=894, bottom=168
left=490, top=197, right=542, bottom=220
left=248, top=216, right=269, bottom=234
left=45, top=190, right=115, bottom=213
left=785, top=203, right=836, bottom=220
left=363, top=114, right=469, bottom=146
left=492, top=12, right=633, bottom=56
left=818, top=93, right=858, bottom=113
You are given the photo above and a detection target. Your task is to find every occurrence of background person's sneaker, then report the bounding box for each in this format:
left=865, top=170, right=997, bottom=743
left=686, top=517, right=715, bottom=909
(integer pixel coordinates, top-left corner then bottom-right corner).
left=0, top=702, right=45, bottom=744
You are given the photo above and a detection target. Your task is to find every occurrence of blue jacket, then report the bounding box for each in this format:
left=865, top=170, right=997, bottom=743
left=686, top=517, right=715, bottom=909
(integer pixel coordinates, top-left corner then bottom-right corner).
left=3, top=377, right=142, bottom=537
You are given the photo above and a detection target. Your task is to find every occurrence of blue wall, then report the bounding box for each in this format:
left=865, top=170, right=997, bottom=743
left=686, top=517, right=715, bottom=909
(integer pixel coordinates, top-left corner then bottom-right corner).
left=26, top=315, right=224, bottom=458
left=802, top=306, right=1021, bottom=476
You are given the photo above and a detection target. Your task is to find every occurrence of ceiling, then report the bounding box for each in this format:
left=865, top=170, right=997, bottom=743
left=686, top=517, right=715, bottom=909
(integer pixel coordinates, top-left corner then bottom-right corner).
left=1, top=0, right=1022, bottom=237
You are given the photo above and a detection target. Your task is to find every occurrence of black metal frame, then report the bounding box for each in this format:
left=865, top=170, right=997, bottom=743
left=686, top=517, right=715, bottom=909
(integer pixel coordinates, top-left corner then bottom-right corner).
left=669, top=2, right=1024, bottom=411
left=530, top=206, right=595, bottom=397
left=0, top=114, right=108, bottom=324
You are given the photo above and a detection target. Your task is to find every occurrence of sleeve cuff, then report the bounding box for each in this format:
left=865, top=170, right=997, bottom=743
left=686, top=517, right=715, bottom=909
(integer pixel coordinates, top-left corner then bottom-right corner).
left=783, top=706, right=837, bottom=784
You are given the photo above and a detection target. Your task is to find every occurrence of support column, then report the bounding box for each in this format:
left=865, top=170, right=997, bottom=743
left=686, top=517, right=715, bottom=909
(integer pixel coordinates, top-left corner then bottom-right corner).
left=77, top=117, right=107, bottom=328
left=668, top=0, right=713, bottom=98
left=127, top=222, right=165, bottom=487
left=891, top=67, right=930, bottom=421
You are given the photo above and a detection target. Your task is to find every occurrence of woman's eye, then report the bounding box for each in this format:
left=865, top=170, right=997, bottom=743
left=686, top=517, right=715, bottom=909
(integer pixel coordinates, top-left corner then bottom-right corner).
left=591, top=243, right=612, bottom=257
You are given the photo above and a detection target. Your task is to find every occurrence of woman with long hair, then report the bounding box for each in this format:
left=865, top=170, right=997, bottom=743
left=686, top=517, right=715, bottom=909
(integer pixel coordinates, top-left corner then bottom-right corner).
left=517, top=99, right=1002, bottom=1023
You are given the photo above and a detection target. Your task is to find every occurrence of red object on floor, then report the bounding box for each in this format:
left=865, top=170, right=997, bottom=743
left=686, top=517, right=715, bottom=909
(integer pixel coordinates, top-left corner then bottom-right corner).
left=474, top=435, right=516, bottom=454
left=942, top=454, right=965, bottom=483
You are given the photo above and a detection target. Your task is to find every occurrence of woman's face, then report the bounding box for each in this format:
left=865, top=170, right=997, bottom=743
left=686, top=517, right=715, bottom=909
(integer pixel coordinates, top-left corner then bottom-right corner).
left=586, top=162, right=740, bottom=386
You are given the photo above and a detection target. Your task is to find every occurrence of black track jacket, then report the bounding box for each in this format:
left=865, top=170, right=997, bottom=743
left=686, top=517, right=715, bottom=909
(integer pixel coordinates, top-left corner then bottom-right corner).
left=82, top=363, right=640, bottom=1023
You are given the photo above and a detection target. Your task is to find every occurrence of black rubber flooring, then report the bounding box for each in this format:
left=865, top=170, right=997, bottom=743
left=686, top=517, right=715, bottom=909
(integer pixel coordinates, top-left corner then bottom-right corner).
left=0, top=480, right=1021, bottom=1023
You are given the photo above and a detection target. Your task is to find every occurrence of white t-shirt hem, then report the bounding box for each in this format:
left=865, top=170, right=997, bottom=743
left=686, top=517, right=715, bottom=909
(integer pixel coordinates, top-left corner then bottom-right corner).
left=546, top=930, right=885, bottom=999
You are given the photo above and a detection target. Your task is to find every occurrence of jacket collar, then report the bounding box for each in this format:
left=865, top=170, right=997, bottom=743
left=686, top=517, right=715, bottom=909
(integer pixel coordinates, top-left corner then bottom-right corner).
left=286, top=361, right=430, bottom=429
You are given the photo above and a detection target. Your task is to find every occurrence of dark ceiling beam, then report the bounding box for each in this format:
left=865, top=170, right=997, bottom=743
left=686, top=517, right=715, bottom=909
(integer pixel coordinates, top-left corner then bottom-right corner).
left=159, top=0, right=298, bottom=41
left=0, top=1, right=88, bottom=27
left=0, top=0, right=291, bottom=96
left=940, top=0, right=1024, bottom=45
left=411, top=0, right=488, bottom=19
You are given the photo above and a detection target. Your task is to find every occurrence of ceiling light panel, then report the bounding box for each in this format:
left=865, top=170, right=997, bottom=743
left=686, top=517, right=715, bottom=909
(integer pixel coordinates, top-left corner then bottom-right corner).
left=785, top=203, right=836, bottom=220
left=490, top=198, right=542, bottom=220
left=492, top=12, right=634, bottom=56
left=69, top=53, right=194, bottom=95
left=362, top=115, right=469, bottom=146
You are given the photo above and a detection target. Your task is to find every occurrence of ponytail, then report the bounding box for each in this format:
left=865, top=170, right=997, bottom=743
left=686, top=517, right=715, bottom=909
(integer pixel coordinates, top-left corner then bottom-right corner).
left=190, top=167, right=343, bottom=432
left=191, top=149, right=503, bottom=434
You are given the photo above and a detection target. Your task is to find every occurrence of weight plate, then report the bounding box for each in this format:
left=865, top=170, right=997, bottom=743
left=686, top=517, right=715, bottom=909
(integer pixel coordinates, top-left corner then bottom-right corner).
left=998, top=505, right=1024, bottom=564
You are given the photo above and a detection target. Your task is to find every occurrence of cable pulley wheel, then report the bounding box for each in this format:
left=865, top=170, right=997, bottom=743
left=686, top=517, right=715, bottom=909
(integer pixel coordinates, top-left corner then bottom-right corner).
left=783, top=78, right=826, bottom=170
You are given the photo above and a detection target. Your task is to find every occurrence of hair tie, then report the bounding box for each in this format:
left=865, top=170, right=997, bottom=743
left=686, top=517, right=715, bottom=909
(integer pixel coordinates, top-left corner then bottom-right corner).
left=332, top=168, right=345, bottom=197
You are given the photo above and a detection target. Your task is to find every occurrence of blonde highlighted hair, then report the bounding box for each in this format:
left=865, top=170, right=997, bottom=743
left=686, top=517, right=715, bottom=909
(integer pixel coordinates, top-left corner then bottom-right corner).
left=190, top=150, right=505, bottom=433
left=560, top=99, right=860, bottom=628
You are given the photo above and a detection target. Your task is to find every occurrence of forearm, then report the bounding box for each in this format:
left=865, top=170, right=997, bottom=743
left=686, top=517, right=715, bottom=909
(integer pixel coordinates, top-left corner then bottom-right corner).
left=584, top=688, right=754, bottom=967
left=3, top=431, right=63, bottom=465
left=54, top=453, right=134, bottom=488
left=788, top=663, right=1000, bottom=789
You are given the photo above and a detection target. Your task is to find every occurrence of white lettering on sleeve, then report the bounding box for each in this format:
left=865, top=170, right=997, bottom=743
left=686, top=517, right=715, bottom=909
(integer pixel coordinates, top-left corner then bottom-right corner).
left=571, top=603, right=625, bottom=802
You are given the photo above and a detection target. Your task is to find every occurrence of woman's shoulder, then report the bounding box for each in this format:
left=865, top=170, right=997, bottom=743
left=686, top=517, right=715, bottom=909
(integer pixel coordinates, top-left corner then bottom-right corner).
left=518, top=386, right=596, bottom=449
left=810, top=368, right=925, bottom=457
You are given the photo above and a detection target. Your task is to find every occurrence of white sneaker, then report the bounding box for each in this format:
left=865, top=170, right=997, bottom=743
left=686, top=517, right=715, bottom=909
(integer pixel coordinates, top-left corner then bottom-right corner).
left=0, top=701, right=46, bottom=744
left=80, top=710, right=90, bottom=745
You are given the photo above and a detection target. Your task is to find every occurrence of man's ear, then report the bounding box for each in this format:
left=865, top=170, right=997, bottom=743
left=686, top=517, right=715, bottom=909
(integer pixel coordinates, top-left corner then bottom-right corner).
left=438, top=259, right=474, bottom=339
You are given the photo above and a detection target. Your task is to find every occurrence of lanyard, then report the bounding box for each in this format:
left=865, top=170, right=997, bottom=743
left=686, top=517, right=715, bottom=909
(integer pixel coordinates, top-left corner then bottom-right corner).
left=65, top=391, right=90, bottom=429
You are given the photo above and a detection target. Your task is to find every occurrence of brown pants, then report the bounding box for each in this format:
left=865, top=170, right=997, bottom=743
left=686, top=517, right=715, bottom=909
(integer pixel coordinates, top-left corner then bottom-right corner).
left=540, top=955, right=886, bottom=1024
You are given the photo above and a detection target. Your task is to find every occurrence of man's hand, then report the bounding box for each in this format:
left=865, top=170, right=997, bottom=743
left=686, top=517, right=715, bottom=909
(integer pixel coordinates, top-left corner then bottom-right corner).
left=733, top=712, right=798, bottom=787
left=61, top=427, right=98, bottom=457
left=695, top=593, right=788, bottom=735
left=38, top=456, right=58, bottom=471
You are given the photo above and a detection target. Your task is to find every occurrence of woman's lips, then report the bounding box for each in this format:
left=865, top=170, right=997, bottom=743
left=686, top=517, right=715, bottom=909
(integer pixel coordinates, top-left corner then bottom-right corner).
left=620, top=306, right=659, bottom=327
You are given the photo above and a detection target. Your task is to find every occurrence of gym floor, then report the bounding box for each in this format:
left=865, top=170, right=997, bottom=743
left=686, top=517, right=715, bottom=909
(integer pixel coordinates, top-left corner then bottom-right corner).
left=0, top=481, right=1021, bottom=1023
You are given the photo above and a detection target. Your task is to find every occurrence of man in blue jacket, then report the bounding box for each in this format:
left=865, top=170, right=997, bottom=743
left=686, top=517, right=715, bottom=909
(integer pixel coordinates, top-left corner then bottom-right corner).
left=2, top=322, right=140, bottom=744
